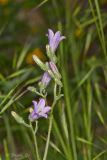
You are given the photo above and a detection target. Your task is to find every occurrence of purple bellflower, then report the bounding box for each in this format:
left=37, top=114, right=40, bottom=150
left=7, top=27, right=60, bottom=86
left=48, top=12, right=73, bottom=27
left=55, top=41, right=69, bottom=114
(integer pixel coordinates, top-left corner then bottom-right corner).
left=47, top=29, right=66, bottom=53
left=41, top=72, right=51, bottom=88
left=29, top=98, right=51, bottom=121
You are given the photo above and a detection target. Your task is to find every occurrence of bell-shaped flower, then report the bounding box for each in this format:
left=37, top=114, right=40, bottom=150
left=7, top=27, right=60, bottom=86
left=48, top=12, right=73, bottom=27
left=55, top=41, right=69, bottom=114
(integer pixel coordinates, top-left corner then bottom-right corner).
left=47, top=29, right=66, bottom=53
left=29, top=98, right=51, bottom=121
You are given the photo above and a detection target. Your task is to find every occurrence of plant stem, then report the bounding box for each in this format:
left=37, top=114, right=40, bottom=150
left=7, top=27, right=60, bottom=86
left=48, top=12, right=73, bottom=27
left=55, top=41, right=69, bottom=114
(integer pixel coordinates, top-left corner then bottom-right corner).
left=30, top=122, right=41, bottom=160
left=43, top=101, right=56, bottom=160
left=43, top=83, right=57, bottom=160
left=43, top=114, right=53, bottom=160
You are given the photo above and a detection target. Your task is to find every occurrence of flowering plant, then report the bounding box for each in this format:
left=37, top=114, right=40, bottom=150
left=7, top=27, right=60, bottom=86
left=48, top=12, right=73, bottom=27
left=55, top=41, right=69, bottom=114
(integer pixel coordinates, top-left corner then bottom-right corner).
left=11, top=29, right=65, bottom=160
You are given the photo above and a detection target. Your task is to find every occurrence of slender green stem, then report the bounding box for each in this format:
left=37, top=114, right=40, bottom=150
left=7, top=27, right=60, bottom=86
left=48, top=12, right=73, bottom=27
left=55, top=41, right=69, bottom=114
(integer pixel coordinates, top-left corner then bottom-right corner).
left=43, top=101, right=56, bottom=160
left=43, top=114, right=53, bottom=160
left=43, top=83, right=57, bottom=160
left=30, top=122, right=41, bottom=160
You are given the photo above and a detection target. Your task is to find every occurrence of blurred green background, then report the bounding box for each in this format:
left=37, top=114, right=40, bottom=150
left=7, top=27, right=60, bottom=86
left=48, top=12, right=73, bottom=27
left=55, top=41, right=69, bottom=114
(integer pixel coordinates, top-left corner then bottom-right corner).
left=1, top=0, right=107, bottom=159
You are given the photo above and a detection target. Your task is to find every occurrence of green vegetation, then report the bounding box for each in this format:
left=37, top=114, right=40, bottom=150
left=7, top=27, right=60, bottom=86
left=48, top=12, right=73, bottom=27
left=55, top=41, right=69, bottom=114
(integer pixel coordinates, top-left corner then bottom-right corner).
left=0, top=0, right=107, bottom=159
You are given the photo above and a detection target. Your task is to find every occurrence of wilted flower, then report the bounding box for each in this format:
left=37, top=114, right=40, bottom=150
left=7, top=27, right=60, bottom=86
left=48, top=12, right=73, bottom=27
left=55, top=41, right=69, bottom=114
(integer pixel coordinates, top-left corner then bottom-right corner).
left=47, top=29, right=65, bottom=53
left=29, top=98, right=51, bottom=121
left=40, top=72, right=51, bottom=88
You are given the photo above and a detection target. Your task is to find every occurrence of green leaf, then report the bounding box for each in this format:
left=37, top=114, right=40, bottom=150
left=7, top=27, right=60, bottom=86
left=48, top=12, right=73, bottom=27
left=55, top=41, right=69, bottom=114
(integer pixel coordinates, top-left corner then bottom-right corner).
left=16, top=43, right=31, bottom=69
left=92, top=150, right=107, bottom=160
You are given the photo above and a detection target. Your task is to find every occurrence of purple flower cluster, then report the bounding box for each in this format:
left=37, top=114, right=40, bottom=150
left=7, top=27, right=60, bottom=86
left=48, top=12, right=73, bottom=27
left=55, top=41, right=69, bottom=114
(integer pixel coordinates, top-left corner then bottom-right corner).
left=29, top=29, right=65, bottom=121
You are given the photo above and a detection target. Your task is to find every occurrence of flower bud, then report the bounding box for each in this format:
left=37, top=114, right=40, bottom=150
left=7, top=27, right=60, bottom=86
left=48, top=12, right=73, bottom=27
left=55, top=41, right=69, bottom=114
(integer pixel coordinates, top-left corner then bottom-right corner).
left=49, top=61, right=61, bottom=79
left=32, top=55, right=47, bottom=71
left=41, top=72, right=51, bottom=87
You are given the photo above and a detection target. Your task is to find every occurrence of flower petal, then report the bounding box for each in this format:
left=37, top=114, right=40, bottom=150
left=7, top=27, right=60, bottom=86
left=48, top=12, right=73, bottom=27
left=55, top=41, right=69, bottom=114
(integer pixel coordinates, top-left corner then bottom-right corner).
left=54, top=31, right=61, bottom=38
left=52, top=31, right=61, bottom=51
left=38, top=112, right=48, bottom=118
left=48, top=29, right=54, bottom=40
left=60, top=36, right=66, bottom=41
left=42, top=114, right=48, bottom=118
left=41, top=72, right=51, bottom=86
left=29, top=112, right=38, bottom=121
left=43, top=106, right=51, bottom=114
left=37, top=98, right=45, bottom=111
left=32, top=100, right=38, bottom=112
